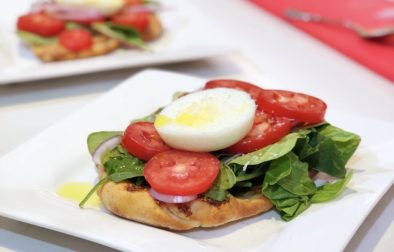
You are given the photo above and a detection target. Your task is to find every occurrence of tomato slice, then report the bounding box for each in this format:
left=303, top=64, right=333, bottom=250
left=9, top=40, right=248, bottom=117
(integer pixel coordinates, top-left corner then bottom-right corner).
left=226, top=111, right=291, bottom=154
left=144, top=150, right=220, bottom=195
left=122, top=122, right=171, bottom=161
left=257, top=90, right=327, bottom=124
left=59, top=29, right=93, bottom=52
left=17, top=13, right=65, bottom=37
left=204, top=79, right=263, bottom=100
left=111, top=12, right=150, bottom=32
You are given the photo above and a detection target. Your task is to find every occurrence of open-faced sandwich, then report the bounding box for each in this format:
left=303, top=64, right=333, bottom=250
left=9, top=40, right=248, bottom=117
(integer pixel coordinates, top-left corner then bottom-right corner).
left=81, top=79, right=361, bottom=230
left=16, top=0, right=163, bottom=62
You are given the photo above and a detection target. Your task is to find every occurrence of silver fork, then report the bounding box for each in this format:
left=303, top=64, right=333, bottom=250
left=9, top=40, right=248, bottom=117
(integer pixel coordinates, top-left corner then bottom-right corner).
left=285, top=9, right=394, bottom=40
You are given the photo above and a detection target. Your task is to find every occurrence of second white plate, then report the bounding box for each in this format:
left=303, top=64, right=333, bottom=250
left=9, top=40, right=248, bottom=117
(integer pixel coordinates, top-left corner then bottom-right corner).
left=0, top=0, right=234, bottom=84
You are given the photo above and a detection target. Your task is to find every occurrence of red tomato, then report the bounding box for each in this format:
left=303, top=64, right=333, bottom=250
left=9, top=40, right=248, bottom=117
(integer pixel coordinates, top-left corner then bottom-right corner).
left=257, top=90, right=327, bottom=124
left=17, top=13, right=64, bottom=37
left=122, top=122, right=171, bottom=161
left=59, top=29, right=93, bottom=52
left=204, top=79, right=263, bottom=100
left=226, top=111, right=291, bottom=154
left=111, top=12, right=150, bottom=32
left=144, top=150, right=220, bottom=195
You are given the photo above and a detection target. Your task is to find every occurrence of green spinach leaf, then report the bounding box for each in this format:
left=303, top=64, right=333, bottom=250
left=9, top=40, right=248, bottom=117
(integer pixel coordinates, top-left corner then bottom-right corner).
left=262, top=152, right=316, bottom=220
left=234, top=166, right=266, bottom=182
left=311, top=170, right=353, bottom=203
left=264, top=184, right=311, bottom=221
left=300, top=125, right=361, bottom=178
left=65, top=22, right=89, bottom=30
left=17, top=30, right=57, bottom=46
left=92, top=22, right=147, bottom=49
left=230, top=129, right=310, bottom=166
left=80, top=144, right=145, bottom=208
left=104, top=152, right=145, bottom=182
left=87, top=131, right=122, bottom=155
left=79, top=177, right=109, bottom=208
left=204, top=163, right=236, bottom=201
left=131, top=108, right=162, bottom=123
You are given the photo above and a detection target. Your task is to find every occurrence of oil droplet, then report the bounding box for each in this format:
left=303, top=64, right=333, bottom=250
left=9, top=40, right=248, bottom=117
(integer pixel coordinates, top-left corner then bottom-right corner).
left=57, top=182, right=101, bottom=207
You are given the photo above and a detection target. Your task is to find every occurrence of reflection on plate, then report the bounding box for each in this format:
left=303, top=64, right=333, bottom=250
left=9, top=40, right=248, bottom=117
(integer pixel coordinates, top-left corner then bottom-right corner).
left=0, top=70, right=393, bottom=252
left=0, top=0, right=234, bottom=84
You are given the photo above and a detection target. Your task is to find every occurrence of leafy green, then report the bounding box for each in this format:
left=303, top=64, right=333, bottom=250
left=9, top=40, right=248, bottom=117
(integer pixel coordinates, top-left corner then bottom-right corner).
left=230, top=129, right=311, bottom=165
left=65, top=22, right=89, bottom=30
left=101, top=144, right=125, bottom=163
left=144, top=0, right=159, bottom=4
left=131, top=108, right=162, bottom=123
left=17, top=30, right=57, bottom=46
left=172, top=91, right=189, bottom=101
left=104, top=153, right=145, bottom=182
left=262, top=152, right=316, bottom=220
left=80, top=144, right=145, bottom=207
left=299, top=125, right=361, bottom=178
left=235, top=166, right=266, bottom=182
left=311, top=170, right=353, bottom=203
left=204, top=163, right=236, bottom=201
left=235, top=181, right=253, bottom=187
left=87, top=131, right=122, bottom=155
left=79, top=177, right=109, bottom=208
left=92, top=22, right=147, bottom=49
left=264, top=185, right=311, bottom=221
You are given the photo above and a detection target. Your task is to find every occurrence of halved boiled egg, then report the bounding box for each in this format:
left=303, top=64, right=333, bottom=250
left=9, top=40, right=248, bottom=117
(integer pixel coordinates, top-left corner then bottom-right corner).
left=55, top=0, right=124, bottom=15
left=154, top=88, right=256, bottom=152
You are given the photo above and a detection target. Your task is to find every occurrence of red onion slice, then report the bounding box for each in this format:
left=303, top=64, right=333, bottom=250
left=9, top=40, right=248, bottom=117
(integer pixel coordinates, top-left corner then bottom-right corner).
left=122, top=4, right=163, bottom=14
left=92, top=136, right=122, bottom=166
left=31, top=1, right=106, bottom=21
left=149, top=188, right=197, bottom=204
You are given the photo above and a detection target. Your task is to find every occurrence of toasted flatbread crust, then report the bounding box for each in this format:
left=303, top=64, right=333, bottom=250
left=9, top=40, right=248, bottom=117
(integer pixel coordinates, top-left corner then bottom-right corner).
left=140, top=15, right=163, bottom=42
left=32, top=35, right=120, bottom=62
left=97, top=166, right=273, bottom=231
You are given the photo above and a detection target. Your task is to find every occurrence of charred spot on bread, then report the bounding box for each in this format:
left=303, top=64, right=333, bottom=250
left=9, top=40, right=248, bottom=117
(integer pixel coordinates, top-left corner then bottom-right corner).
left=97, top=177, right=273, bottom=230
left=176, top=204, right=192, bottom=217
left=199, top=196, right=230, bottom=207
left=125, top=183, right=145, bottom=192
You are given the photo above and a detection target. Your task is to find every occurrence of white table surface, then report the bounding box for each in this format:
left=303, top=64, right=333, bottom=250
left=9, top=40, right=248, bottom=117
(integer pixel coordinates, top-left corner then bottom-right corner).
left=0, top=0, right=393, bottom=251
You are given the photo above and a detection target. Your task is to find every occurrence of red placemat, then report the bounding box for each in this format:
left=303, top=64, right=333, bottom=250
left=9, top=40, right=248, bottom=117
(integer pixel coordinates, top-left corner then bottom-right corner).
left=250, top=0, right=394, bottom=82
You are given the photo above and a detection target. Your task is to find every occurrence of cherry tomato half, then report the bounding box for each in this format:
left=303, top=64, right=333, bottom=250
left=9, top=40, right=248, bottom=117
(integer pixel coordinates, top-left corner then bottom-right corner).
left=257, top=90, right=327, bottom=124
left=17, top=13, right=65, bottom=37
left=59, top=29, right=93, bottom=52
left=144, top=150, right=220, bottom=195
left=226, top=111, right=291, bottom=154
left=111, top=12, right=150, bottom=32
left=122, top=122, right=171, bottom=161
left=204, top=79, right=263, bottom=100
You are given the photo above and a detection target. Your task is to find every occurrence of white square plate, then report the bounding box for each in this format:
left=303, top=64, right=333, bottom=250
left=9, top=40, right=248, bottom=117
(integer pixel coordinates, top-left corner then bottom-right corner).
left=0, top=69, right=393, bottom=252
left=0, top=0, right=234, bottom=85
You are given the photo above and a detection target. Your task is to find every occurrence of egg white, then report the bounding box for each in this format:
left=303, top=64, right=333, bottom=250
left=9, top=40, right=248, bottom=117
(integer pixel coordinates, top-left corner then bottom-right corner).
left=154, top=88, right=256, bottom=152
left=55, top=0, right=124, bottom=15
